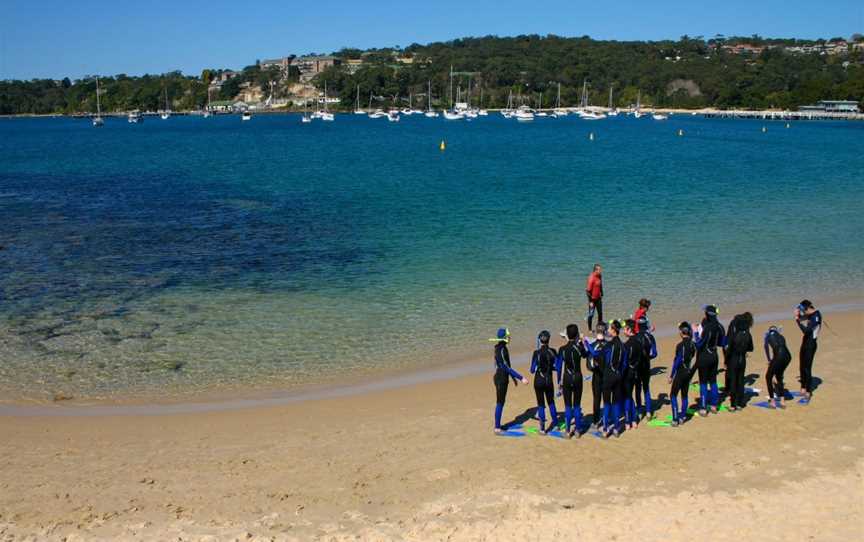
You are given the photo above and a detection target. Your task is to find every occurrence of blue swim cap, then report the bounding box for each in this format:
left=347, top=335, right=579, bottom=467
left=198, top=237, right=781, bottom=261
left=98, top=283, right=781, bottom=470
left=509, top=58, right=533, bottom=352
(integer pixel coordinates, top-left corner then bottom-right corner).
left=497, top=328, right=510, bottom=340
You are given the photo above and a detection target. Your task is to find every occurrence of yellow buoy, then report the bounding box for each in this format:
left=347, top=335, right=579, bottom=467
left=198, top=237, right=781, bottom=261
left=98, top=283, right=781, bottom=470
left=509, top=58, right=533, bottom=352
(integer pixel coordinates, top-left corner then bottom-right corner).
left=440, top=140, right=446, bottom=151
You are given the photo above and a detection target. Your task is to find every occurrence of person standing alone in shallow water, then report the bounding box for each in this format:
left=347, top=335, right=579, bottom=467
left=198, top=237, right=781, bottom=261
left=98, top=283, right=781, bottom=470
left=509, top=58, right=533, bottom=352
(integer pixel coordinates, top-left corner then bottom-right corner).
left=585, top=264, right=604, bottom=331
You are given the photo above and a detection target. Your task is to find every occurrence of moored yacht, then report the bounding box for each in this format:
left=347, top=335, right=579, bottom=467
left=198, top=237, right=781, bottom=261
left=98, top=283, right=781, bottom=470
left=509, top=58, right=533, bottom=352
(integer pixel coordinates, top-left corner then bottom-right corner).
left=514, top=105, right=535, bottom=122
left=92, top=76, right=104, bottom=127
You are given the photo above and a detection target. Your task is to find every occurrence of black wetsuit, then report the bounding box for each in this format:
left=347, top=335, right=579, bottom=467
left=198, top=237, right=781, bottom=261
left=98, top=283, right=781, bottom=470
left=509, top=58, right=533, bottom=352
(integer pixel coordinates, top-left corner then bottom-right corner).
left=764, top=330, right=792, bottom=401
left=586, top=339, right=606, bottom=425
left=635, top=330, right=657, bottom=415
left=585, top=336, right=626, bottom=432
left=669, top=338, right=697, bottom=421
left=797, top=311, right=822, bottom=394
left=725, top=317, right=754, bottom=408
left=622, top=335, right=643, bottom=424
left=557, top=340, right=586, bottom=433
left=531, top=345, right=559, bottom=430
left=493, top=341, right=524, bottom=430
left=695, top=316, right=726, bottom=409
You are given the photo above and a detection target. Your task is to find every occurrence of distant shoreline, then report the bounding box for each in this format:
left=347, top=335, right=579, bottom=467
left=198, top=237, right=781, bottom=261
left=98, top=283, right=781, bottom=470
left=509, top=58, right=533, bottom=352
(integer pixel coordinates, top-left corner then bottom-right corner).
left=2, top=107, right=863, bottom=121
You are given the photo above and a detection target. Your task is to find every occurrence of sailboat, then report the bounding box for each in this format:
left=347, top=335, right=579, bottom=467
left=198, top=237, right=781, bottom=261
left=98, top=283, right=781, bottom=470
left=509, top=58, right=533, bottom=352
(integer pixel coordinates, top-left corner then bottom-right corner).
left=535, top=91, right=547, bottom=117
left=401, top=92, right=414, bottom=115
left=425, top=81, right=439, bottom=117
left=478, top=86, right=488, bottom=116
left=578, top=80, right=605, bottom=120
left=301, top=98, right=312, bottom=123
left=514, top=105, right=535, bottom=122
left=353, top=85, right=364, bottom=114
left=502, top=90, right=514, bottom=118
left=633, top=91, right=643, bottom=118
left=368, top=93, right=386, bottom=118
left=160, top=86, right=170, bottom=120
left=92, top=76, right=104, bottom=127
left=443, top=66, right=464, bottom=120
left=202, top=86, right=211, bottom=118
left=607, top=86, right=618, bottom=116
left=552, top=82, right=567, bottom=117
left=319, top=81, right=335, bottom=121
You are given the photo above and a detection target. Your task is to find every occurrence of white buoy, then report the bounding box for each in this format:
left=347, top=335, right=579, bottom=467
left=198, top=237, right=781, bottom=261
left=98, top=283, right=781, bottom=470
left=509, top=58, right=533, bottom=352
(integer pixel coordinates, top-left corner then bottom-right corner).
left=762, top=126, right=767, bottom=133
left=677, top=129, right=684, bottom=137
left=589, top=132, right=595, bottom=141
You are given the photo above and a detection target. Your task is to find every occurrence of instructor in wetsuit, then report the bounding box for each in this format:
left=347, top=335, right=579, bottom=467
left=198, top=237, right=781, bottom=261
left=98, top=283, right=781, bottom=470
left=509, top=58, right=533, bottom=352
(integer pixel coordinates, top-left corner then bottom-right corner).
left=585, top=264, right=604, bottom=331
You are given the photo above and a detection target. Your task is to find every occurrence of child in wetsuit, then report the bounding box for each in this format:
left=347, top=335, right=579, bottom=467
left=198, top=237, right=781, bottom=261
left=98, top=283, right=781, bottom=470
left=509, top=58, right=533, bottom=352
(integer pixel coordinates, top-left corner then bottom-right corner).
left=585, top=322, right=608, bottom=429
left=622, top=320, right=643, bottom=430
left=764, top=325, right=792, bottom=409
left=635, top=315, right=658, bottom=419
left=530, top=330, right=559, bottom=434
left=694, top=305, right=727, bottom=416
left=492, top=328, right=529, bottom=434
left=556, top=324, right=586, bottom=438
left=795, top=300, right=822, bottom=402
left=725, top=312, right=754, bottom=411
left=584, top=320, right=626, bottom=438
left=668, top=322, right=697, bottom=426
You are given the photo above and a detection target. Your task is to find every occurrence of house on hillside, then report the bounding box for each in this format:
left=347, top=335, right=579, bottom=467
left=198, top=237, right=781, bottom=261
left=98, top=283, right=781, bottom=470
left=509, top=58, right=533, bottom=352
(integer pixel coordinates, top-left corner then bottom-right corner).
left=260, top=56, right=295, bottom=79
left=295, top=56, right=341, bottom=81
left=344, top=59, right=365, bottom=74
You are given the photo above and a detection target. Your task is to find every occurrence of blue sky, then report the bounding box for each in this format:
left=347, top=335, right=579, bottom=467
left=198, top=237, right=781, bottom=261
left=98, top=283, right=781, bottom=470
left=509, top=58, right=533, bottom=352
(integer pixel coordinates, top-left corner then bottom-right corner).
left=2, top=0, right=861, bottom=80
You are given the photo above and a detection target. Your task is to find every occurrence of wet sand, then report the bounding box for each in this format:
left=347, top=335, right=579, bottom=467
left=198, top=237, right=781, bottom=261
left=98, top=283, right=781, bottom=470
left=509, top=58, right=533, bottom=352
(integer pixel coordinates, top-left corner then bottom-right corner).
left=1, top=311, right=862, bottom=541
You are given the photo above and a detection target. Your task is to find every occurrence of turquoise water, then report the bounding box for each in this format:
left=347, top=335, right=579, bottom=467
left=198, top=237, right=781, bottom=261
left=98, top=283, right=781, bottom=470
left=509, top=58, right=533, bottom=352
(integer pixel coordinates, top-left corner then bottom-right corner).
left=1, top=114, right=862, bottom=401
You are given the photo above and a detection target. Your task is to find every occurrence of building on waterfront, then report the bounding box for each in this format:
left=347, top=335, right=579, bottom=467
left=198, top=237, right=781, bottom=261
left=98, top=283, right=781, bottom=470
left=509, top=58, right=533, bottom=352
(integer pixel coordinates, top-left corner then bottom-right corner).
left=798, top=100, right=860, bottom=113
left=295, top=56, right=341, bottom=81
left=207, top=100, right=234, bottom=112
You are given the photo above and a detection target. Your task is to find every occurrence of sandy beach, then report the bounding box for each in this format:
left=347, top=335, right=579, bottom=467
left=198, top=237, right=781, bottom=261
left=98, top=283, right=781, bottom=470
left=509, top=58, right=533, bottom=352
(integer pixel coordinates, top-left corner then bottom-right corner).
left=1, top=309, right=862, bottom=541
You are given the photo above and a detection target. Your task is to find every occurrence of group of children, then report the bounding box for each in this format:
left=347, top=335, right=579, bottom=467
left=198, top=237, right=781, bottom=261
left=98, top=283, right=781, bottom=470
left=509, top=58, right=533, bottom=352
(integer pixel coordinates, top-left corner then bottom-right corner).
left=492, top=298, right=824, bottom=438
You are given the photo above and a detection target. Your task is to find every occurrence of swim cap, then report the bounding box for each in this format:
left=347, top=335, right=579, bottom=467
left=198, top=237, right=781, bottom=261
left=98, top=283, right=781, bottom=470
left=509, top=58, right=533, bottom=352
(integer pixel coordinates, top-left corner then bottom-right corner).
left=704, top=305, right=718, bottom=316
left=490, top=328, right=511, bottom=343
